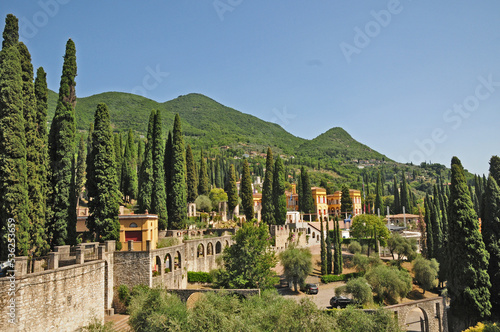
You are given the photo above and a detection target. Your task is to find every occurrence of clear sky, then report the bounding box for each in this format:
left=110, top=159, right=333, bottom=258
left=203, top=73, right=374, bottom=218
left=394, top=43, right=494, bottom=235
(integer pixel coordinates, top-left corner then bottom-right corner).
left=5, top=1, right=500, bottom=175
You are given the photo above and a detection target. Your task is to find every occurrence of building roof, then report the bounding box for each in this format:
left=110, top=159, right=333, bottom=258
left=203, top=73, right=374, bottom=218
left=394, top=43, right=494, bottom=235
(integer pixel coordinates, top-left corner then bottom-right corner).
left=386, top=214, right=420, bottom=219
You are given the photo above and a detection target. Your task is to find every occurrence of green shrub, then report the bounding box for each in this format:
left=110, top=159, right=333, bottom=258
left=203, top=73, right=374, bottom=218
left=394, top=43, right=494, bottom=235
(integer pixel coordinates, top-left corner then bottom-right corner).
left=153, top=270, right=160, bottom=277
left=118, top=284, right=130, bottom=306
left=157, top=237, right=180, bottom=248
left=348, top=241, right=362, bottom=254
left=321, top=272, right=364, bottom=284
left=188, top=271, right=213, bottom=283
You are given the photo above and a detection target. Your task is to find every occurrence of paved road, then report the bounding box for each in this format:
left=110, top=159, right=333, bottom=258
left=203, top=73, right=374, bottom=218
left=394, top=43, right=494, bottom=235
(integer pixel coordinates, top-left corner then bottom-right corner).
left=278, top=280, right=346, bottom=309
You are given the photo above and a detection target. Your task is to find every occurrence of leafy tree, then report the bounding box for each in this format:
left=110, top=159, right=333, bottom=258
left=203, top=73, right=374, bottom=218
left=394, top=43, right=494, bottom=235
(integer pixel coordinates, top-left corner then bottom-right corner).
left=279, top=245, right=313, bottom=292
left=386, top=233, right=417, bottom=264
left=365, top=265, right=412, bottom=303
left=340, top=185, right=353, bottom=217
left=240, top=159, right=254, bottom=221
left=352, top=253, right=382, bottom=273
left=168, top=114, right=187, bottom=229
left=121, top=129, right=138, bottom=200
left=227, top=164, right=238, bottom=218
left=195, top=195, right=212, bottom=213
left=86, top=103, right=120, bottom=245
left=137, top=111, right=155, bottom=213
left=151, top=110, right=167, bottom=229
left=198, top=149, right=209, bottom=196
left=214, top=222, right=278, bottom=290
left=482, top=174, right=500, bottom=314
left=447, top=157, right=491, bottom=330
left=261, top=147, right=275, bottom=224
left=272, top=156, right=287, bottom=225
left=351, top=214, right=390, bottom=247
left=209, top=188, right=227, bottom=211
left=0, top=15, right=30, bottom=257
left=412, top=256, right=439, bottom=294
left=186, top=144, right=197, bottom=203
left=335, top=277, right=373, bottom=305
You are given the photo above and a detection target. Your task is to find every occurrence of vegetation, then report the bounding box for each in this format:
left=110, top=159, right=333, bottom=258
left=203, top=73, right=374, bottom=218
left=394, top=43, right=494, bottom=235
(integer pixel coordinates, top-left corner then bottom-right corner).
left=156, top=237, right=179, bottom=249
left=335, top=277, right=373, bottom=306
left=187, top=271, right=213, bottom=283
left=279, top=245, right=313, bottom=292
left=365, top=265, right=412, bottom=303
left=240, top=159, right=254, bottom=221
left=412, top=256, right=439, bottom=294
left=168, top=114, right=187, bottom=229
left=261, top=147, right=275, bottom=224
left=386, top=233, right=417, bottom=264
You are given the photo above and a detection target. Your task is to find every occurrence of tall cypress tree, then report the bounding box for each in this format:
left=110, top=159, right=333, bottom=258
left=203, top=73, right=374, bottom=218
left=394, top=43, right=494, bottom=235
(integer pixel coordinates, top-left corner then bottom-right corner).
left=326, top=218, right=332, bottom=274
left=137, top=110, right=155, bottom=213
left=86, top=103, right=120, bottom=246
left=483, top=175, right=500, bottom=314
left=273, top=156, right=287, bottom=225
left=151, top=110, right=167, bottom=229
left=164, top=131, right=173, bottom=220
left=447, top=157, right=491, bottom=330
left=121, top=129, right=137, bottom=201
left=227, top=164, right=238, bottom=219
left=374, top=170, right=383, bottom=215
left=400, top=173, right=410, bottom=213
left=340, top=185, right=352, bottom=218
left=261, top=148, right=275, bottom=224
left=136, top=139, right=144, bottom=172
left=33, top=66, right=50, bottom=256
left=48, top=39, right=78, bottom=247
left=114, top=133, right=123, bottom=190
left=75, top=135, right=86, bottom=206
left=0, top=14, right=30, bottom=258
left=424, top=194, right=433, bottom=259
left=320, top=219, right=326, bottom=275
left=240, top=159, right=254, bottom=221
left=185, top=144, right=197, bottom=203
left=490, top=156, right=500, bottom=185
left=169, top=114, right=187, bottom=229
left=300, top=167, right=314, bottom=221
left=198, top=149, right=209, bottom=196
left=393, top=175, right=400, bottom=214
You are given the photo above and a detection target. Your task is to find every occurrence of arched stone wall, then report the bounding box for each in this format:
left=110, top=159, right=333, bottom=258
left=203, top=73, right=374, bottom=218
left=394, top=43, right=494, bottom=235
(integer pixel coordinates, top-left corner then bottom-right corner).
left=384, top=297, right=447, bottom=332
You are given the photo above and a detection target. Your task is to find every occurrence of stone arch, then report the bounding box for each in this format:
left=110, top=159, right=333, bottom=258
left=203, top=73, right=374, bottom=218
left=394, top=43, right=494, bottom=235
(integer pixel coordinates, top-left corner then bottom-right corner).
left=207, top=242, right=214, bottom=255
left=215, top=241, right=222, bottom=254
left=404, top=306, right=429, bottom=332
left=197, top=243, right=205, bottom=257
left=186, top=292, right=205, bottom=310
left=154, top=256, right=162, bottom=275
left=174, top=251, right=181, bottom=270
left=164, top=253, right=172, bottom=273
left=225, top=240, right=229, bottom=248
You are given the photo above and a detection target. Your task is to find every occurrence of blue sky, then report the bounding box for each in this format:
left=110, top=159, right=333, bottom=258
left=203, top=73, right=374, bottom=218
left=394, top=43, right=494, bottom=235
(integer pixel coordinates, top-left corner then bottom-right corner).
left=6, top=1, right=500, bottom=175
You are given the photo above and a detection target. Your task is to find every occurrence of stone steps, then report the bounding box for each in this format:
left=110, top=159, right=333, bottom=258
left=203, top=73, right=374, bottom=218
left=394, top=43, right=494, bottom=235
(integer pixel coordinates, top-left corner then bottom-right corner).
left=105, top=314, right=130, bottom=331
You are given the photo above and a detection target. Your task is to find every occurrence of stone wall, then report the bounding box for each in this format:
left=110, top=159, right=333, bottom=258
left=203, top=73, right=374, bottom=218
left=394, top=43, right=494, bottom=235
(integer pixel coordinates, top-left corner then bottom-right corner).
left=384, top=296, right=447, bottom=332
left=0, top=261, right=105, bottom=332
left=150, top=244, right=187, bottom=289
left=168, top=289, right=260, bottom=302
left=184, top=236, right=233, bottom=273
left=270, top=225, right=308, bottom=252
left=113, top=251, right=151, bottom=290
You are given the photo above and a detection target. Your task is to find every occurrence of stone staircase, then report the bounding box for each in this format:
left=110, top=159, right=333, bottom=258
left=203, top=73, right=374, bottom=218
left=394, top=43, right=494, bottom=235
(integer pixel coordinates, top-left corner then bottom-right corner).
left=105, top=314, right=131, bottom=331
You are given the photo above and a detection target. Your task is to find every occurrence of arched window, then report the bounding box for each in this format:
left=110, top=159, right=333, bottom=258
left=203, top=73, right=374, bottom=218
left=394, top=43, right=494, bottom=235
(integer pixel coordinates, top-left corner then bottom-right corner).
left=207, top=242, right=213, bottom=256
left=215, top=241, right=222, bottom=254
left=174, top=251, right=181, bottom=270
left=164, top=254, right=172, bottom=273
left=129, top=223, right=138, bottom=228
left=197, top=243, right=205, bottom=257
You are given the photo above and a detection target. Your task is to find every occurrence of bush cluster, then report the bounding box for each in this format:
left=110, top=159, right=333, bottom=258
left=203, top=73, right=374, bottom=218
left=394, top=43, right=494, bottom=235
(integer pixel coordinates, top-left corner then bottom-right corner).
left=321, top=272, right=364, bottom=283
left=188, top=271, right=213, bottom=283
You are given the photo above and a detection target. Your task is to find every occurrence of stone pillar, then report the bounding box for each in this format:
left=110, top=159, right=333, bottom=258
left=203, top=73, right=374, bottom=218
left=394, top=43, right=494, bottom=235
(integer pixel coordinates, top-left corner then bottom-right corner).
left=128, top=240, right=134, bottom=251
left=98, top=244, right=106, bottom=260
left=14, top=256, right=28, bottom=276
left=76, top=248, right=84, bottom=264
left=54, top=245, right=71, bottom=259
left=219, top=202, right=227, bottom=222
left=105, top=240, right=116, bottom=253
left=48, top=252, right=59, bottom=270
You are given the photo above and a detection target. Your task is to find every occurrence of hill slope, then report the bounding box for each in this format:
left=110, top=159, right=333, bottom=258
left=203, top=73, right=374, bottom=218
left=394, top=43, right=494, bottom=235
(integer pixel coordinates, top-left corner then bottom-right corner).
left=47, top=91, right=388, bottom=160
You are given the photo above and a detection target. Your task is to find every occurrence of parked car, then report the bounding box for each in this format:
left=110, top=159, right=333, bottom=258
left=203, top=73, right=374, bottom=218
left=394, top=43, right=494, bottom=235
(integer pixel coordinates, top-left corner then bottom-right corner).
left=303, top=283, right=318, bottom=294
left=330, top=296, right=355, bottom=308
left=0, top=261, right=12, bottom=277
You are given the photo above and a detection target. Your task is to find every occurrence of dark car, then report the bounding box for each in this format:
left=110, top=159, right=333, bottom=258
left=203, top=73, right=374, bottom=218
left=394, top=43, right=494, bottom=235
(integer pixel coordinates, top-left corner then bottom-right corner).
left=330, top=296, right=355, bottom=308
left=303, top=283, right=318, bottom=294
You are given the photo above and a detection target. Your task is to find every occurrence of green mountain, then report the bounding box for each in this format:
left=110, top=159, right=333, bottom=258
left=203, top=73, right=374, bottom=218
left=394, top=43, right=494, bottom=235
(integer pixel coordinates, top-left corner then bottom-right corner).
left=296, top=127, right=389, bottom=161
left=47, top=91, right=388, bottom=161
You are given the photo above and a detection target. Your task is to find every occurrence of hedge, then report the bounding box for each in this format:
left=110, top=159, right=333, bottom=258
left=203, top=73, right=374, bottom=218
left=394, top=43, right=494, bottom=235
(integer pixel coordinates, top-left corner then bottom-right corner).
left=321, top=272, right=364, bottom=284
left=188, top=271, right=213, bottom=283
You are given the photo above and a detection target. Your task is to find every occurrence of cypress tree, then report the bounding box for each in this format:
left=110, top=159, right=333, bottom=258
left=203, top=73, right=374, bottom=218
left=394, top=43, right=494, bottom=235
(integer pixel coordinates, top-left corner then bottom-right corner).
left=374, top=170, right=383, bottom=215
left=300, top=167, right=314, bottom=221
left=273, top=156, right=287, bottom=225
left=240, top=159, right=254, bottom=221
left=326, top=218, right=332, bottom=274
left=137, top=140, right=144, bottom=172
left=151, top=110, right=167, bottom=229
left=320, top=218, right=326, bottom=275
left=185, top=144, right=197, bottom=203
left=400, top=174, right=410, bottom=213
left=169, top=114, right=187, bottom=229
left=75, top=135, right=86, bottom=206
left=261, top=148, right=275, bottom=224
left=121, top=129, right=138, bottom=201
left=48, top=38, right=77, bottom=247
left=33, top=66, right=50, bottom=256
left=164, top=131, right=173, bottom=220
left=424, top=194, right=433, bottom=259
left=393, top=176, right=400, bottom=214
left=198, top=149, right=209, bottom=196
left=137, top=111, right=155, bottom=213
left=483, top=175, right=500, bottom=314
left=114, top=133, right=123, bottom=189
left=0, top=15, right=30, bottom=258
left=333, top=216, right=343, bottom=275
left=86, top=103, right=120, bottom=245
left=490, top=155, right=500, bottom=185
left=447, top=157, right=491, bottom=329
left=340, top=185, right=352, bottom=218
left=227, top=164, right=238, bottom=219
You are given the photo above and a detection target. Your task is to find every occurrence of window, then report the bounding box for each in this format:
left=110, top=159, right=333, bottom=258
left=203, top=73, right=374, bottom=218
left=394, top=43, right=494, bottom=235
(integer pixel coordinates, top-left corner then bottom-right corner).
left=129, top=223, right=138, bottom=228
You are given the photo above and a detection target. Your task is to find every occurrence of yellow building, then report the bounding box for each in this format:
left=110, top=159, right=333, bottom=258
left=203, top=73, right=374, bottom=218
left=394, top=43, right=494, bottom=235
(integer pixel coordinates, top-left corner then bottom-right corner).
left=327, top=189, right=362, bottom=218
left=286, top=183, right=299, bottom=211
left=311, top=187, right=328, bottom=220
